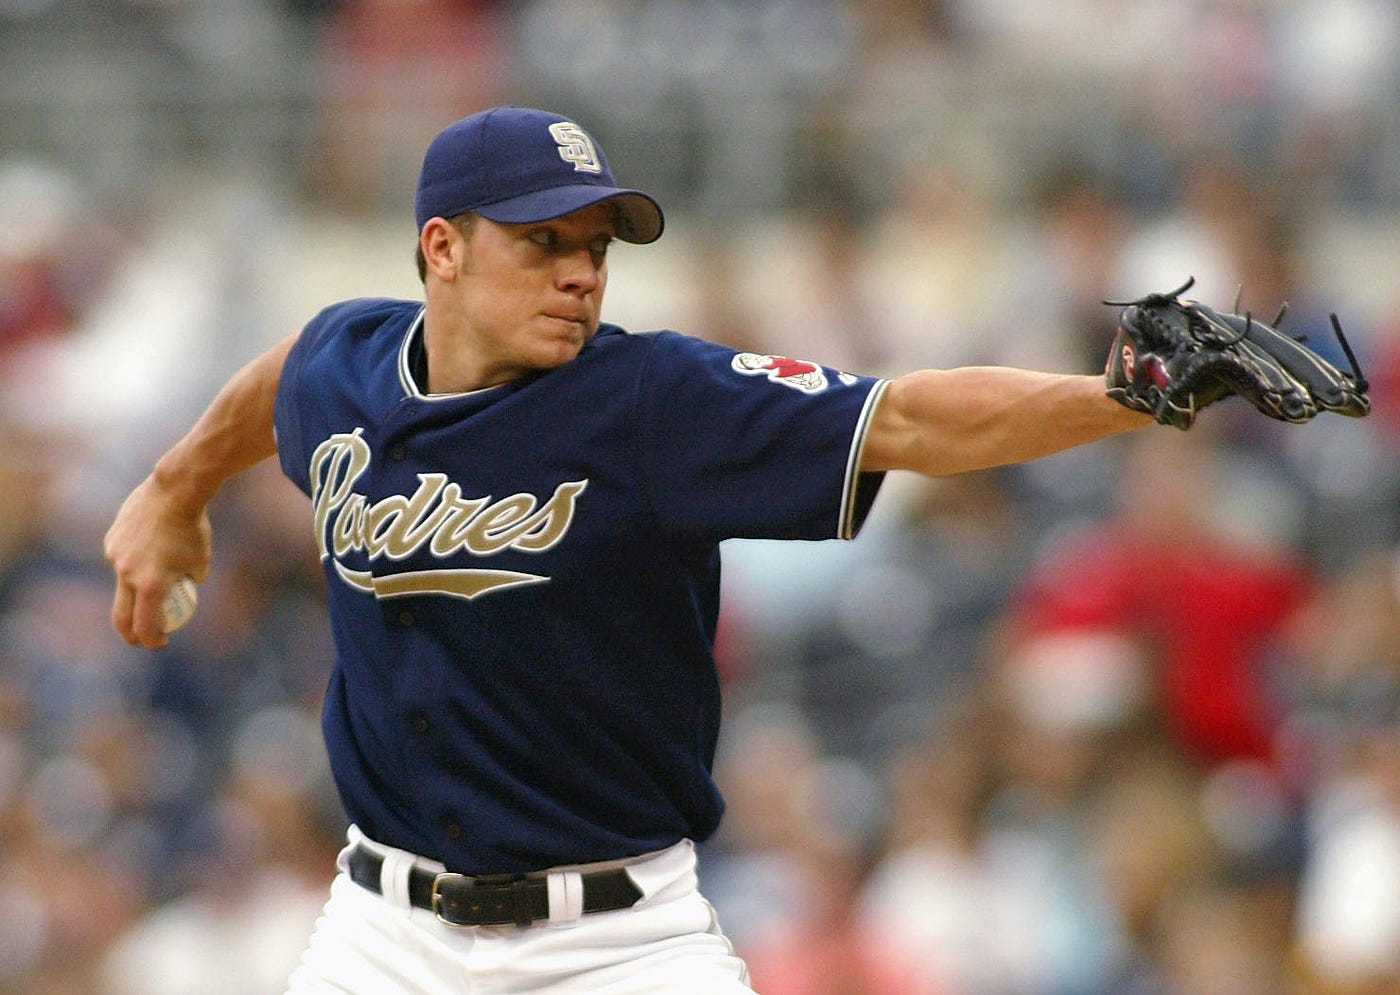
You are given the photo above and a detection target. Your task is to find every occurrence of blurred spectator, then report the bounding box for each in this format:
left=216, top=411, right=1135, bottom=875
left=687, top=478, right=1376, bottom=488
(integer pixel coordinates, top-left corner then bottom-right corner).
left=0, top=817, right=146, bottom=995
left=1114, top=154, right=1263, bottom=310
left=1155, top=878, right=1294, bottom=995
left=1273, top=0, right=1400, bottom=208
left=1294, top=709, right=1400, bottom=992
left=0, top=422, right=58, bottom=608
left=686, top=229, right=770, bottom=356
left=0, top=161, right=119, bottom=364
left=856, top=702, right=1003, bottom=994
left=736, top=163, right=889, bottom=375
left=301, top=0, right=510, bottom=213
left=775, top=470, right=1033, bottom=768
left=97, top=782, right=336, bottom=995
left=1003, top=428, right=1315, bottom=772
left=995, top=163, right=1135, bottom=374
left=1087, top=749, right=1218, bottom=994
left=700, top=705, right=826, bottom=952
left=713, top=701, right=925, bottom=994
left=862, top=159, right=1013, bottom=371
left=1275, top=548, right=1400, bottom=991
left=742, top=834, right=933, bottom=995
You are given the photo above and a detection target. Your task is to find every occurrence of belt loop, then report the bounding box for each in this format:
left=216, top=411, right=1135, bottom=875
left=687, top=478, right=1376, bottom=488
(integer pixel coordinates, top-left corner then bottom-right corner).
left=379, top=848, right=415, bottom=910
left=337, top=825, right=364, bottom=875
left=546, top=871, right=584, bottom=925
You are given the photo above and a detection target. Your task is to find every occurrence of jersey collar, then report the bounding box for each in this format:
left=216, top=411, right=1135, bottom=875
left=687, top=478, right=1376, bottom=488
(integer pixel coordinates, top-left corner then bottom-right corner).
left=397, top=307, right=508, bottom=402
left=398, top=312, right=627, bottom=400
left=398, top=306, right=429, bottom=397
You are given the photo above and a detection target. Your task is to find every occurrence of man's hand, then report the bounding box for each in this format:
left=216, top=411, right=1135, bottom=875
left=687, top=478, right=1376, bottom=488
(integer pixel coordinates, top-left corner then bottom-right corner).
left=104, top=474, right=213, bottom=649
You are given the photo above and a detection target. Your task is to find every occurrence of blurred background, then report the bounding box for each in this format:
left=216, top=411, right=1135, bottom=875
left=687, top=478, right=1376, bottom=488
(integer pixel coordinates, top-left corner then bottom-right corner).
left=2, top=0, right=1400, bottom=992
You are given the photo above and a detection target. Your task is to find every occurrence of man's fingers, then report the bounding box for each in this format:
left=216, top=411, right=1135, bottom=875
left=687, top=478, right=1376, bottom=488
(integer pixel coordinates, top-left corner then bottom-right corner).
left=111, top=582, right=137, bottom=645
left=131, top=582, right=171, bottom=650
left=113, top=578, right=171, bottom=650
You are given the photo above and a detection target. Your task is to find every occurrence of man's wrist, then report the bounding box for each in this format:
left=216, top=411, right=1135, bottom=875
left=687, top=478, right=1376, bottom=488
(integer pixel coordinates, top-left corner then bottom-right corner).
left=150, top=450, right=217, bottom=516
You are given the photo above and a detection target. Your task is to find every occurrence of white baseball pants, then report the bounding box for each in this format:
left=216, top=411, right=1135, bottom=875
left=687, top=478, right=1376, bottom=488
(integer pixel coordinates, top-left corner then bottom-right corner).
left=285, top=828, right=753, bottom=994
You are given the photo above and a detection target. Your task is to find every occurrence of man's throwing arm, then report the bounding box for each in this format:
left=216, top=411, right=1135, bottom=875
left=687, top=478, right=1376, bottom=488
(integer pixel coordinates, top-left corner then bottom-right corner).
left=104, top=334, right=298, bottom=649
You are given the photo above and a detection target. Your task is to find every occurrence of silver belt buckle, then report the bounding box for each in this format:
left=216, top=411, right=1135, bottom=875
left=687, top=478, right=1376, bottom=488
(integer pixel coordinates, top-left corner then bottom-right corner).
left=430, top=872, right=471, bottom=925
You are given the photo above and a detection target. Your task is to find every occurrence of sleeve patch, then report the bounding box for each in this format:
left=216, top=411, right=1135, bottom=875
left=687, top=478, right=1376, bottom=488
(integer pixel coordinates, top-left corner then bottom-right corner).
left=731, top=352, right=829, bottom=393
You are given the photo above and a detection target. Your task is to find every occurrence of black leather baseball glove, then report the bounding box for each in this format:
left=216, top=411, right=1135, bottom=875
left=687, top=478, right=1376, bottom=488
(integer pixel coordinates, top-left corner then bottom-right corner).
left=1103, top=277, right=1370, bottom=430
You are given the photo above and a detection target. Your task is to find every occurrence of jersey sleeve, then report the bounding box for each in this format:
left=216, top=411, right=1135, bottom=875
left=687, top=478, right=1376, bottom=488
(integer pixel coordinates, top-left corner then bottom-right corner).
left=273, top=333, right=312, bottom=495
left=634, top=332, right=888, bottom=543
left=273, top=299, right=378, bottom=495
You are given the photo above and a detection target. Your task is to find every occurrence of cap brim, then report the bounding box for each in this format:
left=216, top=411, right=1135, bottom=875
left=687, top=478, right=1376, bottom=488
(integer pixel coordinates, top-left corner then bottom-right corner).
left=475, top=185, right=664, bottom=244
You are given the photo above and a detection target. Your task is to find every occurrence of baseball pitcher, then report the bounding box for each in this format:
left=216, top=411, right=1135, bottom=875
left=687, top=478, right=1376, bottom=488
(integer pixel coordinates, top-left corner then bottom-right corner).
left=104, top=107, right=1365, bottom=993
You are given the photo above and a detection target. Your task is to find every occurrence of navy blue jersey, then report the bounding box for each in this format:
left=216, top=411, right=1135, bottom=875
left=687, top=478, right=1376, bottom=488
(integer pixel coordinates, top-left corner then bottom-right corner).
left=274, top=298, right=888, bottom=873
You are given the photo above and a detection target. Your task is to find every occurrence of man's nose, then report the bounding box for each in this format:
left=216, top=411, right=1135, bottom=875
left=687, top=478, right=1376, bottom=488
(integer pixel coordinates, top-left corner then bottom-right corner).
left=556, top=248, right=601, bottom=293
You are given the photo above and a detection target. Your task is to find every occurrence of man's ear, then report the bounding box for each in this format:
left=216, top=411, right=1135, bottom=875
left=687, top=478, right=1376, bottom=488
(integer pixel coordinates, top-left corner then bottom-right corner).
left=420, top=217, right=464, bottom=282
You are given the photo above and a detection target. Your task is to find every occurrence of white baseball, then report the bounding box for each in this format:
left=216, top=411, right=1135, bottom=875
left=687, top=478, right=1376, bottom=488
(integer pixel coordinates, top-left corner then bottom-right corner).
left=160, top=576, right=199, bottom=634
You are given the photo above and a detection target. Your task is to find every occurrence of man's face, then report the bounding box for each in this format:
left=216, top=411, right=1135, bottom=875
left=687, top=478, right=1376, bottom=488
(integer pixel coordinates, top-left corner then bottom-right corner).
left=452, top=202, right=615, bottom=385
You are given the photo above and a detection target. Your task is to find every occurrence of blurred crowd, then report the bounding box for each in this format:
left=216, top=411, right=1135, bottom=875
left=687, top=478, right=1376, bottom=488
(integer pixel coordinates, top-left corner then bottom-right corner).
left=3, top=1, right=1400, bottom=993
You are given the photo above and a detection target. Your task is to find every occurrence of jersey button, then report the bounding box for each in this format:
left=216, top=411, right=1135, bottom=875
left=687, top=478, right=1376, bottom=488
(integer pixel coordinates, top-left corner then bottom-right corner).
left=389, top=444, right=407, bottom=460
left=446, top=822, right=463, bottom=841
left=398, top=610, right=415, bottom=627
left=410, top=713, right=430, bottom=734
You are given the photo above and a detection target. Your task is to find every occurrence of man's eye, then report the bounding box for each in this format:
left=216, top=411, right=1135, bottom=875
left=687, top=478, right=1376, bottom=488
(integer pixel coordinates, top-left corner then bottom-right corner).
left=528, top=230, right=557, bottom=247
left=590, top=237, right=613, bottom=256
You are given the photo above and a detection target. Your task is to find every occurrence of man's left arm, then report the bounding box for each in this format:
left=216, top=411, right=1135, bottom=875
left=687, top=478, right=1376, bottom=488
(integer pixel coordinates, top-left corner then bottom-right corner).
left=859, top=367, right=1152, bottom=477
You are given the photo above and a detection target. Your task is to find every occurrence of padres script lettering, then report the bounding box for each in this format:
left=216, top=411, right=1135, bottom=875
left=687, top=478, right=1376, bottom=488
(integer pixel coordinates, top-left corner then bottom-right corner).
left=308, top=429, right=587, bottom=600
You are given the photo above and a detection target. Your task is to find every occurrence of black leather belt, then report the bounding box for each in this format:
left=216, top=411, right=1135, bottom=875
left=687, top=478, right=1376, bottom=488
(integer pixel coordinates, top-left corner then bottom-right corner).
left=346, top=842, right=643, bottom=927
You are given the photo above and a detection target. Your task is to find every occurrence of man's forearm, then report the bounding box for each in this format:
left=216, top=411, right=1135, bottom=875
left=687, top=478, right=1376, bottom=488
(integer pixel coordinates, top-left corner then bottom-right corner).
left=153, top=334, right=297, bottom=510
left=861, top=367, right=1153, bottom=477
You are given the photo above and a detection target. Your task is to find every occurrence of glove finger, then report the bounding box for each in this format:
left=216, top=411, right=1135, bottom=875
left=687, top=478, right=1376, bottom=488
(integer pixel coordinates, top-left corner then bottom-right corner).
left=1178, top=345, right=1317, bottom=423
left=1222, top=339, right=1318, bottom=422
left=1320, top=387, right=1371, bottom=418
left=1199, top=305, right=1369, bottom=414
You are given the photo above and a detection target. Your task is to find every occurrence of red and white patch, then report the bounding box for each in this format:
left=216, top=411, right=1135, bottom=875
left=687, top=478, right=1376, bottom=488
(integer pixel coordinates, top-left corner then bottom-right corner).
left=731, top=352, right=828, bottom=393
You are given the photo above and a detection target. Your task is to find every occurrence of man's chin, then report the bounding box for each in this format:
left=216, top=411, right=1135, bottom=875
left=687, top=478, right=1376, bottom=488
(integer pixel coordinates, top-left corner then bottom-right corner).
left=530, top=339, right=588, bottom=371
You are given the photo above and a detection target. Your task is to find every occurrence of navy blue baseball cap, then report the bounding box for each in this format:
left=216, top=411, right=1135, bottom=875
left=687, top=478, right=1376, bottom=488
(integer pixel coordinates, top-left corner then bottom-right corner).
left=414, top=107, right=664, bottom=244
